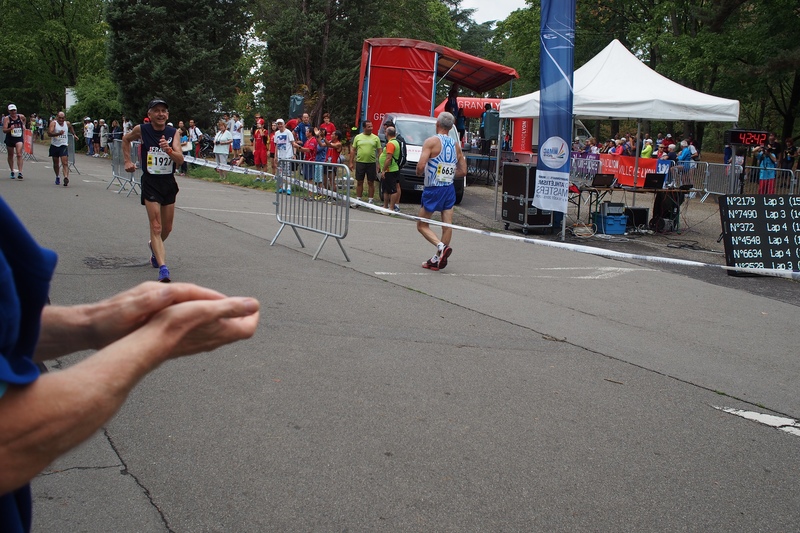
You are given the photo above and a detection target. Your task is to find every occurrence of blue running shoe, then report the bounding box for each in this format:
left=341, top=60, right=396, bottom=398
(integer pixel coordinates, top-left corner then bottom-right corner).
left=148, top=241, right=158, bottom=268
left=158, top=265, right=171, bottom=283
left=10, top=172, right=15, bottom=179
left=55, top=177, right=60, bottom=185
left=286, top=188, right=291, bottom=196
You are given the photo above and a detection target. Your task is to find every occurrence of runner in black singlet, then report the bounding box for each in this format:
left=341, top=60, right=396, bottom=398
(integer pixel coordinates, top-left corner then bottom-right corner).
left=122, top=99, right=184, bottom=283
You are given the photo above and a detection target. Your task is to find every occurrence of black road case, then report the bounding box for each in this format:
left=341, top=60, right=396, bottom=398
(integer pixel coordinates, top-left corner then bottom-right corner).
left=501, top=163, right=553, bottom=234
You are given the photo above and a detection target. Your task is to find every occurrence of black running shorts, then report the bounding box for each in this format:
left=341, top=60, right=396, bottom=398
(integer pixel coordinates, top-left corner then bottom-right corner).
left=49, top=145, right=68, bottom=158
left=4, top=136, right=22, bottom=147
left=141, top=173, right=179, bottom=206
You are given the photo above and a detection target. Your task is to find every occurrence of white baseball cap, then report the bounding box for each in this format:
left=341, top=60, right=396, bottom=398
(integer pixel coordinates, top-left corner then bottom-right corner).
left=276, top=118, right=284, bottom=124
left=8, top=104, right=16, bottom=111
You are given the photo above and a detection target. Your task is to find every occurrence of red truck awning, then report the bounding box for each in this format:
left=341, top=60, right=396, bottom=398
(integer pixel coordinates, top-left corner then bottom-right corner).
left=364, top=38, right=518, bottom=94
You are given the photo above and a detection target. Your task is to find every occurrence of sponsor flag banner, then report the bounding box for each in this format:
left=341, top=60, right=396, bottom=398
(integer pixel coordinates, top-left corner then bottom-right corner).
left=535, top=0, right=576, bottom=213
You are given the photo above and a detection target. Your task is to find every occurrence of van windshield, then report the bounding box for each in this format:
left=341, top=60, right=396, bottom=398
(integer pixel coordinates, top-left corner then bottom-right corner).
left=395, top=119, right=458, bottom=145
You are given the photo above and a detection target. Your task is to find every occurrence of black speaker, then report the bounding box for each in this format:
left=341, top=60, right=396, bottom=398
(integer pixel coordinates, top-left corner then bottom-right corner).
left=483, top=109, right=500, bottom=140
left=289, top=95, right=304, bottom=119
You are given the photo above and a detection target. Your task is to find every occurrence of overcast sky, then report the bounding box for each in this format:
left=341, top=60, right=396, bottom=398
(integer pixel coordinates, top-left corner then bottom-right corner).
left=462, top=0, right=527, bottom=24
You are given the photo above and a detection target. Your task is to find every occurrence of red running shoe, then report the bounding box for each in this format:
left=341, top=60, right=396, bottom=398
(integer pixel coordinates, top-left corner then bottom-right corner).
left=437, top=245, right=452, bottom=269
left=422, top=258, right=440, bottom=271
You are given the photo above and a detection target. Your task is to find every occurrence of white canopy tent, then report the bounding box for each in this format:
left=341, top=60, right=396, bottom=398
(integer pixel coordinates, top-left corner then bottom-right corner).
left=494, top=39, right=739, bottom=228
left=499, top=39, right=740, bottom=122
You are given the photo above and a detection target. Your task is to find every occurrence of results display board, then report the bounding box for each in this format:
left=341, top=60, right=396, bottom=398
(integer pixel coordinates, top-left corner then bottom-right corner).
left=718, top=195, right=800, bottom=273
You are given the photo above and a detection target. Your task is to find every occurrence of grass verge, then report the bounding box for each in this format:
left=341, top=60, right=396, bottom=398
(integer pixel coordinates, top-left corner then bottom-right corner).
left=186, top=164, right=276, bottom=191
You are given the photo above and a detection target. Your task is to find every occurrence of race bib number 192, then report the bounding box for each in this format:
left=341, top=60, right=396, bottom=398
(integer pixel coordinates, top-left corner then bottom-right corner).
left=147, top=149, right=172, bottom=174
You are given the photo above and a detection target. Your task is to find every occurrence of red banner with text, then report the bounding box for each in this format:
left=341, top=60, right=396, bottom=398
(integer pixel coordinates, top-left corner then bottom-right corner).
left=598, top=154, right=674, bottom=186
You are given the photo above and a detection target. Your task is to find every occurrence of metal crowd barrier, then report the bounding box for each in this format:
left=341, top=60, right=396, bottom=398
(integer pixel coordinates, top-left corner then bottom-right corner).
left=270, top=159, right=352, bottom=261
left=739, top=166, right=795, bottom=195
left=0, top=130, right=37, bottom=160
left=108, top=139, right=142, bottom=196
left=667, top=160, right=707, bottom=191
left=703, top=162, right=742, bottom=201
left=569, top=156, right=600, bottom=188
left=67, top=134, right=81, bottom=175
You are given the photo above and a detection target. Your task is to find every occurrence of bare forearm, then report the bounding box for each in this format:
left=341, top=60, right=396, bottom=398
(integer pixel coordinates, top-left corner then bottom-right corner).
left=456, top=159, right=467, bottom=178
left=35, top=283, right=229, bottom=361
left=2, top=287, right=259, bottom=494
left=170, top=137, right=184, bottom=166
left=33, top=305, right=95, bottom=362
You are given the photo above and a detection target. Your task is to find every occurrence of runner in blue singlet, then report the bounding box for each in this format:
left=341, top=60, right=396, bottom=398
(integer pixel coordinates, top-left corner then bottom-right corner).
left=415, top=112, right=466, bottom=271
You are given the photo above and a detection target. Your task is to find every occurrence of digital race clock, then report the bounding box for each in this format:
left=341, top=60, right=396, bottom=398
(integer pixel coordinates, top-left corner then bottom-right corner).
left=724, top=129, right=769, bottom=146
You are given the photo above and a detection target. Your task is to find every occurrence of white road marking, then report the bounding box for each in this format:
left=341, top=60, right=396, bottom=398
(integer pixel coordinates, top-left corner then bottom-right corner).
left=714, top=406, right=800, bottom=437
left=180, top=206, right=276, bottom=216
left=375, top=266, right=654, bottom=279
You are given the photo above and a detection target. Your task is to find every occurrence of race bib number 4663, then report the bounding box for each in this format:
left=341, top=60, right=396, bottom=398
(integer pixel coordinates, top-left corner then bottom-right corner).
left=147, top=148, right=172, bottom=174
left=435, top=162, right=455, bottom=184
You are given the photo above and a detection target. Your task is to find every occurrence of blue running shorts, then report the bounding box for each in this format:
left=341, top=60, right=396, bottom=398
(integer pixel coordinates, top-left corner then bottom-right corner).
left=421, top=185, right=456, bottom=213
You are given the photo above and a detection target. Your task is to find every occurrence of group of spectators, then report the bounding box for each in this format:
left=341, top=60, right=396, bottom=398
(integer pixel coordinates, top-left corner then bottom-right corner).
left=748, top=133, right=797, bottom=194
left=23, top=113, right=49, bottom=141
left=573, top=132, right=701, bottom=164
left=177, top=111, right=346, bottom=195
left=81, top=116, right=129, bottom=158
left=571, top=129, right=798, bottom=195
left=268, top=112, right=343, bottom=197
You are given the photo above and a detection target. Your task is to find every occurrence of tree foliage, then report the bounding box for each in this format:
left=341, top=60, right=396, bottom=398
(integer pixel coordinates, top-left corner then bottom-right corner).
left=106, top=0, right=246, bottom=127
left=4, top=0, right=797, bottom=147
left=254, top=0, right=463, bottom=128
left=66, top=73, right=123, bottom=124
left=492, top=0, right=800, bottom=149
left=0, top=0, right=107, bottom=113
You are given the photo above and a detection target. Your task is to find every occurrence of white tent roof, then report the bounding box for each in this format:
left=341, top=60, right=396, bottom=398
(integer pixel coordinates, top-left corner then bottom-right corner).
left=499, top=39, right=739, bottom=122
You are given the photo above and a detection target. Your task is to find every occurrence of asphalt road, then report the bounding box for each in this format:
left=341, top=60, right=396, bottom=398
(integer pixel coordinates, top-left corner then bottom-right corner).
left=5, top=152, right=799, bottom=532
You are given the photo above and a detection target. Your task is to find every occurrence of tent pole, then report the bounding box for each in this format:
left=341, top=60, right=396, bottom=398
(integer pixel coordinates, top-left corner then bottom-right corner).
left=494, top=120, right=503, bottom=220
left=632, top=119, right=642, bottom=207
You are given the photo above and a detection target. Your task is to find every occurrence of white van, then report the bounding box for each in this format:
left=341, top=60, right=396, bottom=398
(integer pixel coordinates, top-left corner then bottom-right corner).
left=378, top=113, right=465, bottom=205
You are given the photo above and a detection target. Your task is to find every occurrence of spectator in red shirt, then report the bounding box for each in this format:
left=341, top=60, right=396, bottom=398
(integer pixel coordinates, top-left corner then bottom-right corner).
left=319, top=113, right=336, bottom=141
left=252, top=119, right=268, bottom=174
left=285, top=117, right=300, bottom=132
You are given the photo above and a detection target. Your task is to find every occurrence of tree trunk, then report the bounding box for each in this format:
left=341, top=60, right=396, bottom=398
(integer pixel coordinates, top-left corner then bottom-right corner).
left=781, top=70, right=800, bottom=141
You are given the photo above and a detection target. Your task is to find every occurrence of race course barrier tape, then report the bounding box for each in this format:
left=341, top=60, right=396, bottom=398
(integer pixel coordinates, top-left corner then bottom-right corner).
left=183, top=155, right=800, bottom=280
